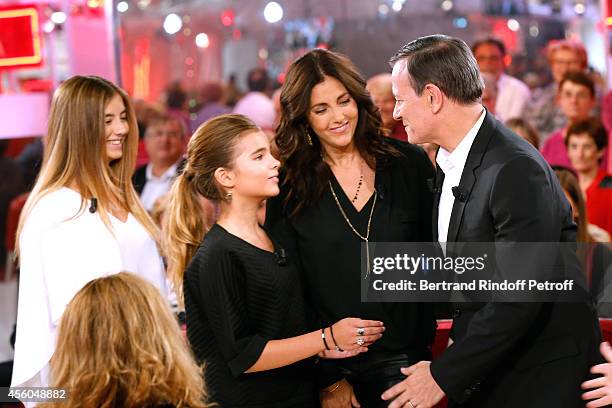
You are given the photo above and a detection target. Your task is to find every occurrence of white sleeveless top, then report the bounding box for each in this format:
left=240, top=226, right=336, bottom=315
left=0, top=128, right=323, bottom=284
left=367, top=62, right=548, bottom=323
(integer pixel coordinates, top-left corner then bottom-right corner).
left=11, top=187, right=167, bottom=390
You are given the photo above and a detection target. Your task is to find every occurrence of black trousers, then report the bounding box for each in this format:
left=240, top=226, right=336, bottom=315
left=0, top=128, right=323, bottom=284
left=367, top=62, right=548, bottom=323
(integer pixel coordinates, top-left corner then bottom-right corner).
left=337, top=350, right=430, bottom=408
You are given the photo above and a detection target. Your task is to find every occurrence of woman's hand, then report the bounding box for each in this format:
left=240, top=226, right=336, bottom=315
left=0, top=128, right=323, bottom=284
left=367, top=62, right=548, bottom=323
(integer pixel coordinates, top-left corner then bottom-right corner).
left=320, top=379, right=361, bottom=408
left=582, top=342, right=612, bottom=407
left=328, top=318, right=385, bottom=351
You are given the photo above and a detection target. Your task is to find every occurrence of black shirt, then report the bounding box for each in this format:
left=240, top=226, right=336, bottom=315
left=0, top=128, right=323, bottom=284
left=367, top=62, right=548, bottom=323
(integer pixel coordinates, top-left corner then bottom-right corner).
left=266, top=140, right=437, bottom=382
left=184, top=224, right=317, bottom=407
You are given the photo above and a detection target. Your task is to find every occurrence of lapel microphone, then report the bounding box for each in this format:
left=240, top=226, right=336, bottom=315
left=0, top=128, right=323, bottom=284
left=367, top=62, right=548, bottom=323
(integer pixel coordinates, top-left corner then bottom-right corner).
left=275, top=248, right=287, bottom=266
left=89, top=197, right=98, bottom=213
left=451, top=187, right=467, bottom=202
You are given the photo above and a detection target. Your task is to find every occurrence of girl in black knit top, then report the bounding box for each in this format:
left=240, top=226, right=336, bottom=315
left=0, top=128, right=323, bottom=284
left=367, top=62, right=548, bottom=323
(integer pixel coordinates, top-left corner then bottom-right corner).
left=163, top=114, right=385, bottom=407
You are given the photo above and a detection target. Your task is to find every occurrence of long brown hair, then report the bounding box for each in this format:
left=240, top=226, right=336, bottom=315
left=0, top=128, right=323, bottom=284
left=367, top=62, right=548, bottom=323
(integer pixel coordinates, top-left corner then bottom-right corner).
left=45, top=272, right=208, bottom=408
left=164, top=114, right=259, bottom=302
left=554, top=167, right=593, bottom=271
left=275, top=49, right=398, bottom=216
left=554, top=168, right=592, bottom=244
left=16, top=75, right=158, bottom=255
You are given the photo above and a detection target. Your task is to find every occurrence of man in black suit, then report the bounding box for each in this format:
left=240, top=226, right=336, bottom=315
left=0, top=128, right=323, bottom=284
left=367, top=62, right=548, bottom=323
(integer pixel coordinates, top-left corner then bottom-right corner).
left=383, top=34, right=601, bottom=407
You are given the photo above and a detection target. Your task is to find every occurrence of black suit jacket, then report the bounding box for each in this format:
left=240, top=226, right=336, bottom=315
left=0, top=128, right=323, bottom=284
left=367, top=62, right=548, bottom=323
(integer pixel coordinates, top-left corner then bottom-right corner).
left=430, top=112, right=602, bottom=407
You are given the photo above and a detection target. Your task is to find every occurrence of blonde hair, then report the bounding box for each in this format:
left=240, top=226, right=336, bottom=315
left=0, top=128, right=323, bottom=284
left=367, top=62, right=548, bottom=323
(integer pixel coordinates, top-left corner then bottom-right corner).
left=163, top=114, right=259, bottom=302
left=16, top=75, right=158, bottom=256
left=44, top=272, right=208, bottom=408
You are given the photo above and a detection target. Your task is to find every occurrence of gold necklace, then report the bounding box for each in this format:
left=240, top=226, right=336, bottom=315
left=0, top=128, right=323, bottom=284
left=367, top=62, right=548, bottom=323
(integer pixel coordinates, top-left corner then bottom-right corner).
left=328, top=180, right=377, bottom=278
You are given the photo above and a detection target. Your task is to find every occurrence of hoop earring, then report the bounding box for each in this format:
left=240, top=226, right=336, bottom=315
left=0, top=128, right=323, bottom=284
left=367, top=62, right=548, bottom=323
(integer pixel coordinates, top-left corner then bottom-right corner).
left=225, top=191, right=233, bottom=202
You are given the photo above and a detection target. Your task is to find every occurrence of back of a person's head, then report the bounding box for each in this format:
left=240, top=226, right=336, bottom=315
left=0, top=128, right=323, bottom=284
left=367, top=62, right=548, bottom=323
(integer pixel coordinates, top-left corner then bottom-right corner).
left=505, top=118, right=540, bottom=149
left=200, top=82, right=225, bottom=105
left=553, top=167, right=592, bottom=244
left=247, top=67, right=269, bottom=92
left=47, top=272, right=208, bottom=408
left=165, top=82, right=188, bottom=110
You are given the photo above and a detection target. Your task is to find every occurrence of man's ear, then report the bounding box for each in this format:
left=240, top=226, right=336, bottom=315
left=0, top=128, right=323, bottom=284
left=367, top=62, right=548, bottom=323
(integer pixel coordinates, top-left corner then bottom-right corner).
left=424, top=84, right=443, bottom=114
left=214, top=167, right=235, bottom=190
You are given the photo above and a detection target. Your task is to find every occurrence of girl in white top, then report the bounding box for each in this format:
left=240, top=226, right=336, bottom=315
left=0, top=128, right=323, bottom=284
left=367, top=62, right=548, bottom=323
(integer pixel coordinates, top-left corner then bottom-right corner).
left=11, top=75, right=167, bottom=391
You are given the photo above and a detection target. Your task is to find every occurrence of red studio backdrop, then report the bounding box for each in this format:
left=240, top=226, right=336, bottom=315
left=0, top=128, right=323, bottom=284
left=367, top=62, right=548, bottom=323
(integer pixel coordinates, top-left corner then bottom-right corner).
left=0, top=4, right=43, bottom=69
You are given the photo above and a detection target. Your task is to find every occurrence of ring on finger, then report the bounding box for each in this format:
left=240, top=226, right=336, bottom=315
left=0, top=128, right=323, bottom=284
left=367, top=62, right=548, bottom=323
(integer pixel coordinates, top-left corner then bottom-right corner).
left=408, top=401, right=416, bottom=408
left=356, top=337, right=365, bottom=346
left=357, top=327, right=365, bottom=336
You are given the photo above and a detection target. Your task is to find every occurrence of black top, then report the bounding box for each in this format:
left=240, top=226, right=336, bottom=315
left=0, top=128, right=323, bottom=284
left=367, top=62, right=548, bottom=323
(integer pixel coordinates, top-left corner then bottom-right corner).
left=266, top=139, right=437, bottom=385
left=184, top=224, right=317, bottom=408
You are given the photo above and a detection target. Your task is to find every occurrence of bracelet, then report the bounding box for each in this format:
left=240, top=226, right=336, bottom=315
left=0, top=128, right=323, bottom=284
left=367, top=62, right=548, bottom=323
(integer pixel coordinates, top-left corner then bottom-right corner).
left=329, top=324, right=344, bottom=352
left=322, top=382, right=341, bottom=393
left=321, top=327, right=331, bottom=351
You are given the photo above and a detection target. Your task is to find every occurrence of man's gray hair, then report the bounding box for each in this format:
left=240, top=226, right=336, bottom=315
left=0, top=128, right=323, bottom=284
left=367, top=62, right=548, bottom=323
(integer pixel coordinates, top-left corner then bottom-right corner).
left=390, top=34, right=483, bottom=104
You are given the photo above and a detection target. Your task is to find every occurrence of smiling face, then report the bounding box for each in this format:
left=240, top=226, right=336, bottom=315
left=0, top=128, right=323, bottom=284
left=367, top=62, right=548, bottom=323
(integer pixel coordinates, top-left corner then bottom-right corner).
left=104, top=93, right=129, bottom=162
left=391, top=59, right=434, bottom=145
left=226, top=130, right=280, bottom=200
left=307, top=75, right=359, bottom=153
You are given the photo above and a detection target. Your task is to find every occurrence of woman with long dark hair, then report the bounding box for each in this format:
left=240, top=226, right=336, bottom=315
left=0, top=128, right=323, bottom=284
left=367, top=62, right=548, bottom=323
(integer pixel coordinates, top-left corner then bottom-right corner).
left=267, top=49, right=437, bottom=407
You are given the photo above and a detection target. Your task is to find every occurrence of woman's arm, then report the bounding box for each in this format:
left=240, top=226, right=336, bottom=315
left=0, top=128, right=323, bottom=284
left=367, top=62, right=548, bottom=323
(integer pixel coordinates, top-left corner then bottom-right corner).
left=246, top=319, right=384, bottom=373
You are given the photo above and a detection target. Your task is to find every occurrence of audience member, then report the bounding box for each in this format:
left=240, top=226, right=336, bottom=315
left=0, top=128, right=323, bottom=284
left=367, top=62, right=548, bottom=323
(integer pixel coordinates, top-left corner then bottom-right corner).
left=367, top=73, right=408, bottom=141
left=222, top=73, right=242, bottom=108
left=480, top=72, right=498, bottom=116
left=133, top=115, right=187, bottom=212
left=190, top=82, right=231, bottom=134
left=541, top=72, right=608, bottom=169
left=472, top=37, right=530, bottom=122
left=0, top=141, right=26, bottom=276
left=525, top=39, right=589, bottom=140
left=233, top=68, right=276, bottom=131
left=506, top=118, right=540, bottom=149
left=566, top=118, right=612, bottom=237
left=164, top=81, right=190, bottom=132
left=43, top=272, right=208, bottom=408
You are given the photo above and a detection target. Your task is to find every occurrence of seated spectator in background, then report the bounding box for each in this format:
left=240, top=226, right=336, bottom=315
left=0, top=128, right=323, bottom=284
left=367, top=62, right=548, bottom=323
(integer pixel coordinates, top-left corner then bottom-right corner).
left=133, top=100, right=163, bottom=167
left=554, top=168, right=611, bottom=321
left=43, top=272, right=209, bottom=408
left=222, top=73, right=242, bottom=108
left=506, top=118, right=540, bottom=149
left=164, top=81, right=190, bottom=132
left=232, top=67, right=276, bottom=131
left=566, top=118, right=612, bottom=237
left=472, top=37, right=530, bottom=122
left=190, top=81, right=231, bottom=134
left=366, top=73, right=408, bottom=141
left=525, top=39, right=589, bottom=141
left=480, top=72, right=498, bottom=116
left=133, top=115, right=187, bottom=212
left=0, top=140, right=25, bottom=276
left=541, top=72, right=608, bottom=169
left=15, top=137, right=43, bottom=190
